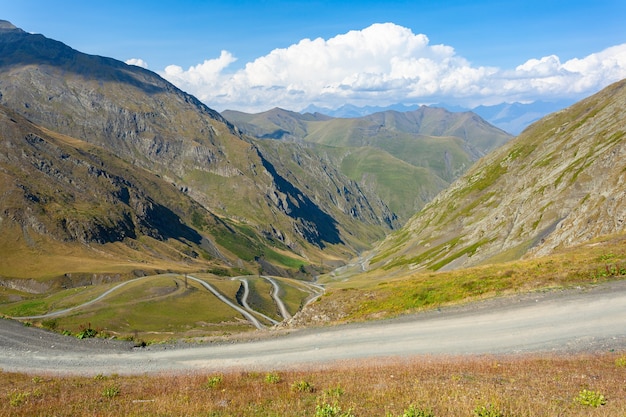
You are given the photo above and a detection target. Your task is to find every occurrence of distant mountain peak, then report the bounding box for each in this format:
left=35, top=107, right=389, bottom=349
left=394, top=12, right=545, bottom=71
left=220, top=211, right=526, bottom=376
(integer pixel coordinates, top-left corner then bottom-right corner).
left=0, top=20, right=21, bottom=32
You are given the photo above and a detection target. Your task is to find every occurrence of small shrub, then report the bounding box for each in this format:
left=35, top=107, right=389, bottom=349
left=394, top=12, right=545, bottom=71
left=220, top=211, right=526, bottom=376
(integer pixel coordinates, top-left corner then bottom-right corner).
left=31, top=376, right=43, bottom=384
left=41, top=319, right=58, bottom=330
left=291, top=380, right=315, bottom=393
left=8, top=391, right=29, bottom=407
left=76, top=323, right=98, bottom=339
left=315, top=400, right=354, bottom=417
left=102, top=386, right=120, bottom=399
left=265, top=372, right=281, bottom=384
left=615, top=355, right=626, bottom=367
left=93, top=374, right=108, bottom=381
left=474, top=405, right=504, bottom=417
left=203, top=375, right=223, bottom=389
left=401, top=405, right=435, bottom=417
left=324, top=385, right=345, bottom=398
left=574, top=389, right=606, bottom=407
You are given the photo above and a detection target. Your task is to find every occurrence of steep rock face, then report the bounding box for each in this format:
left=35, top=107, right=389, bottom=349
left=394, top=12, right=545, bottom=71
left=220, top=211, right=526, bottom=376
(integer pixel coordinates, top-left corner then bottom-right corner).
left=0, top=104, right=228, bottom=262
left=371, top=79, right=626, bottom=272
left=256, top=140, right=398, bottom=250
left=0, top=21, right=394, bottom=263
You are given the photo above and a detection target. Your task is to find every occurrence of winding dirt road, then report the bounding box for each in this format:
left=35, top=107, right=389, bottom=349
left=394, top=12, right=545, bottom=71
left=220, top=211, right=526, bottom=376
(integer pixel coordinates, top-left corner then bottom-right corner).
left=1, top=281, right=625, bottom=375
left=262, top=275, right=292, bottom=320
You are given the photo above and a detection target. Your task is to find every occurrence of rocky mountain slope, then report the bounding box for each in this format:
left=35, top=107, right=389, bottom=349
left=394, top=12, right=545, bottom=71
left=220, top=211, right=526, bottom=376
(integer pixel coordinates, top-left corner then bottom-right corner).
left=223, top=106, right=512, bottom=220
left=0, top=20, right=395, bottom=276
left=0, top=104, right=244, bottom=284
left=368, top=79, right=626, bottom=273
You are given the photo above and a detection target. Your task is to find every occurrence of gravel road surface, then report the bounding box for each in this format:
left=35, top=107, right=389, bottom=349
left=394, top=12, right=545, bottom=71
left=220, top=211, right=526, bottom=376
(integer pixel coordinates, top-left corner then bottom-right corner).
left=1, top=281, right=625, bottom=375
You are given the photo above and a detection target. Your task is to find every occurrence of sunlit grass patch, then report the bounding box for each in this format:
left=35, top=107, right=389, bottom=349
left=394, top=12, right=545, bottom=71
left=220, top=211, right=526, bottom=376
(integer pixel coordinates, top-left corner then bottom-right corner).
left=0, top=353, right=624, bottom=416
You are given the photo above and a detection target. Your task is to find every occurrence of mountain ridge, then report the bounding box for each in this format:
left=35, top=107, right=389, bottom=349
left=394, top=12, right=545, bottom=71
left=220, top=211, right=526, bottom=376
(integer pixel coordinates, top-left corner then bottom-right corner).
left=366, top=78, right=626, bottom=273
left=300, top=100, right=574, bottom=135
left=0, top=103, right=237, bottom=283
left=0, top=21, right=396, bottom=276
left=223, top=106, right=512, bottom=221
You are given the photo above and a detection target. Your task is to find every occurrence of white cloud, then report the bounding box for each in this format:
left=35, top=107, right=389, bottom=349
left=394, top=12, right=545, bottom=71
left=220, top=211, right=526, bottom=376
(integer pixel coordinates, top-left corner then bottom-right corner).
left=162, top=50, right=237, bottom=102
left=125, top=58, right=149, bottom=69
left=157, top=23, right=626, bottom=112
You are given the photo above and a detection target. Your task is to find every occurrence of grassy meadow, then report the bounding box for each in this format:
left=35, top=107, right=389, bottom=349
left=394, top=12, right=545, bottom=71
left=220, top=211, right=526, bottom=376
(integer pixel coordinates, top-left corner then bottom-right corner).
left=312, top=233, right=626, bottom=324
left=0, top=274, right=315, bottom=342
left=1, top=353, right=624, bottom=416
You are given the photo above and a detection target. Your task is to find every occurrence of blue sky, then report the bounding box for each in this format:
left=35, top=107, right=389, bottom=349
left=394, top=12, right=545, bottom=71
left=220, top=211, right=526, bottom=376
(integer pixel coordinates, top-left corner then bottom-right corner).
left=3, top=1, right=626, bottom=112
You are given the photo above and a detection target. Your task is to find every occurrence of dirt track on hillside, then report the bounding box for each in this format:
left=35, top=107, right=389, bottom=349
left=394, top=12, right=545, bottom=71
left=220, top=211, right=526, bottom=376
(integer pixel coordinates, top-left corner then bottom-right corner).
left=1, top=281, right=625, bottom=375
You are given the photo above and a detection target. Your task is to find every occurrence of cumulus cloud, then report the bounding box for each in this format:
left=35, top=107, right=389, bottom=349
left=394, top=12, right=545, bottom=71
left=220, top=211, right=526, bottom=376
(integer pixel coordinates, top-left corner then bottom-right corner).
left=162, top=50, right=237, bottom=102
left=157, top=23, right=626, bottom=112
left=125, top=58, right=149, bottom=68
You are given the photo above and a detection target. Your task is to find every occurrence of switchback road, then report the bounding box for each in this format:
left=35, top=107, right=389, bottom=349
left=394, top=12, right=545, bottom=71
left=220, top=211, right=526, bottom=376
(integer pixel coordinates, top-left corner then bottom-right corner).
left=1, top=280, right=625, bottom=375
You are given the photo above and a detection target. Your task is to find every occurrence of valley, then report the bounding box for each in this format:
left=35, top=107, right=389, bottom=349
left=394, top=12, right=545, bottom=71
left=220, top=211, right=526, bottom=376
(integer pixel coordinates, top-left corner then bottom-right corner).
left=0, top=20, right=624, bottom=416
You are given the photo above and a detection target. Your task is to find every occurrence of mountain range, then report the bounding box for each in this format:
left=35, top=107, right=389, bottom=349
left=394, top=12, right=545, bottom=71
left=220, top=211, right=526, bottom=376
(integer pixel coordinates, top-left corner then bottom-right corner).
left=302, top=99, right=575, bottom=135
left=0, top=18, right=624, bottom=324
left=222, top=106, right=512, bottom=220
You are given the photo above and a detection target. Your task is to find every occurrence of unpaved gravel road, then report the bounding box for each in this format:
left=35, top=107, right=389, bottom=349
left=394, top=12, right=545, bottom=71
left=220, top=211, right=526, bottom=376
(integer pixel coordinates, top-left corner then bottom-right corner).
left=1, top=281, right=625, bottom=375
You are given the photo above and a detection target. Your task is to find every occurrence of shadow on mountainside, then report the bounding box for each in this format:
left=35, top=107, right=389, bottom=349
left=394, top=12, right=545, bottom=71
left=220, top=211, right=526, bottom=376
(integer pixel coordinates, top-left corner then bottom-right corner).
left=259, top=154, right=342, bottom=248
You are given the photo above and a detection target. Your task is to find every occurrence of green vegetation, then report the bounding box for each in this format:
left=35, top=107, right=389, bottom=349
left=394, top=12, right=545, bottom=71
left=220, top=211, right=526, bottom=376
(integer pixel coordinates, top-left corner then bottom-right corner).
left=101, top=385, right=120, bottom=399
left=1, top=353, right=624, bottom=416
left=341, top=147, right=445, bottom=218
left=0, top=273, right=315, bottom=341
left=317, top=234, right=626, bottom=323
left=75, top=324, right=98, bottom=339
left=397, top=405, right=435, bottom=417
left=292, top=380, right=315, bottom=393
left=5, top=300, right=47, bottom=318
left=315, top=399, right=354, bottom=417
left=574, top=389, right=607, bottom=407
left=264, top=372, right=281, bottom=384
left=244, top=278, right=278, bottom=319
left=473, top=405, right=505, bottom=417
left=203, top=375, right=224, bottom=390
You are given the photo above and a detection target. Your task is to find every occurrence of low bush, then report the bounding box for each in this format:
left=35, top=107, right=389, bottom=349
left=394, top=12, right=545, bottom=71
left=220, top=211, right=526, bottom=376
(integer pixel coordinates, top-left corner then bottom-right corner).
left=102, top=386, right=120, bottom=399
left=76, top=323, right=98, bottom=339
left=397, top=405, right=435, bottom=417
left=315, top=400, right=354, bottom=417
left=8, top=391, right=29, bottom=407
left=203, top=375, right=223, bottom=389
left=265, top=372, right=281, bottom=384
left=474, top=405, right=504, bottom=417
left=291, top=379, right=315, bottom=392
left=574, top=389, right=606, bottom=407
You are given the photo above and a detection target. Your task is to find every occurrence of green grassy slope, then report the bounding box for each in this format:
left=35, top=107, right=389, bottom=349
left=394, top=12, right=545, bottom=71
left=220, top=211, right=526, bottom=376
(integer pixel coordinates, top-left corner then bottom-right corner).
left=0, top=105, right=313, bottom=285
left=367, top=79, right=626, bottom=274
left=223, top=107, right=512, bottom=221
left=0, top=274, right=315, bottom=341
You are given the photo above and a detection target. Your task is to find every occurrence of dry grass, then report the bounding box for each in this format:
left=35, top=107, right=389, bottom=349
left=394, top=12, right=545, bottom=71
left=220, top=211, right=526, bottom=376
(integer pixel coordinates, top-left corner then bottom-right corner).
left=1, top=353, right=624, bottom=416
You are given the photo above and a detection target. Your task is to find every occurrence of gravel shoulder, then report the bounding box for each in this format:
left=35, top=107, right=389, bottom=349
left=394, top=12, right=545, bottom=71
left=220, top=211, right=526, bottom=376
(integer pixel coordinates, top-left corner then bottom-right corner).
left=1, top=280, right=625, bottom=375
